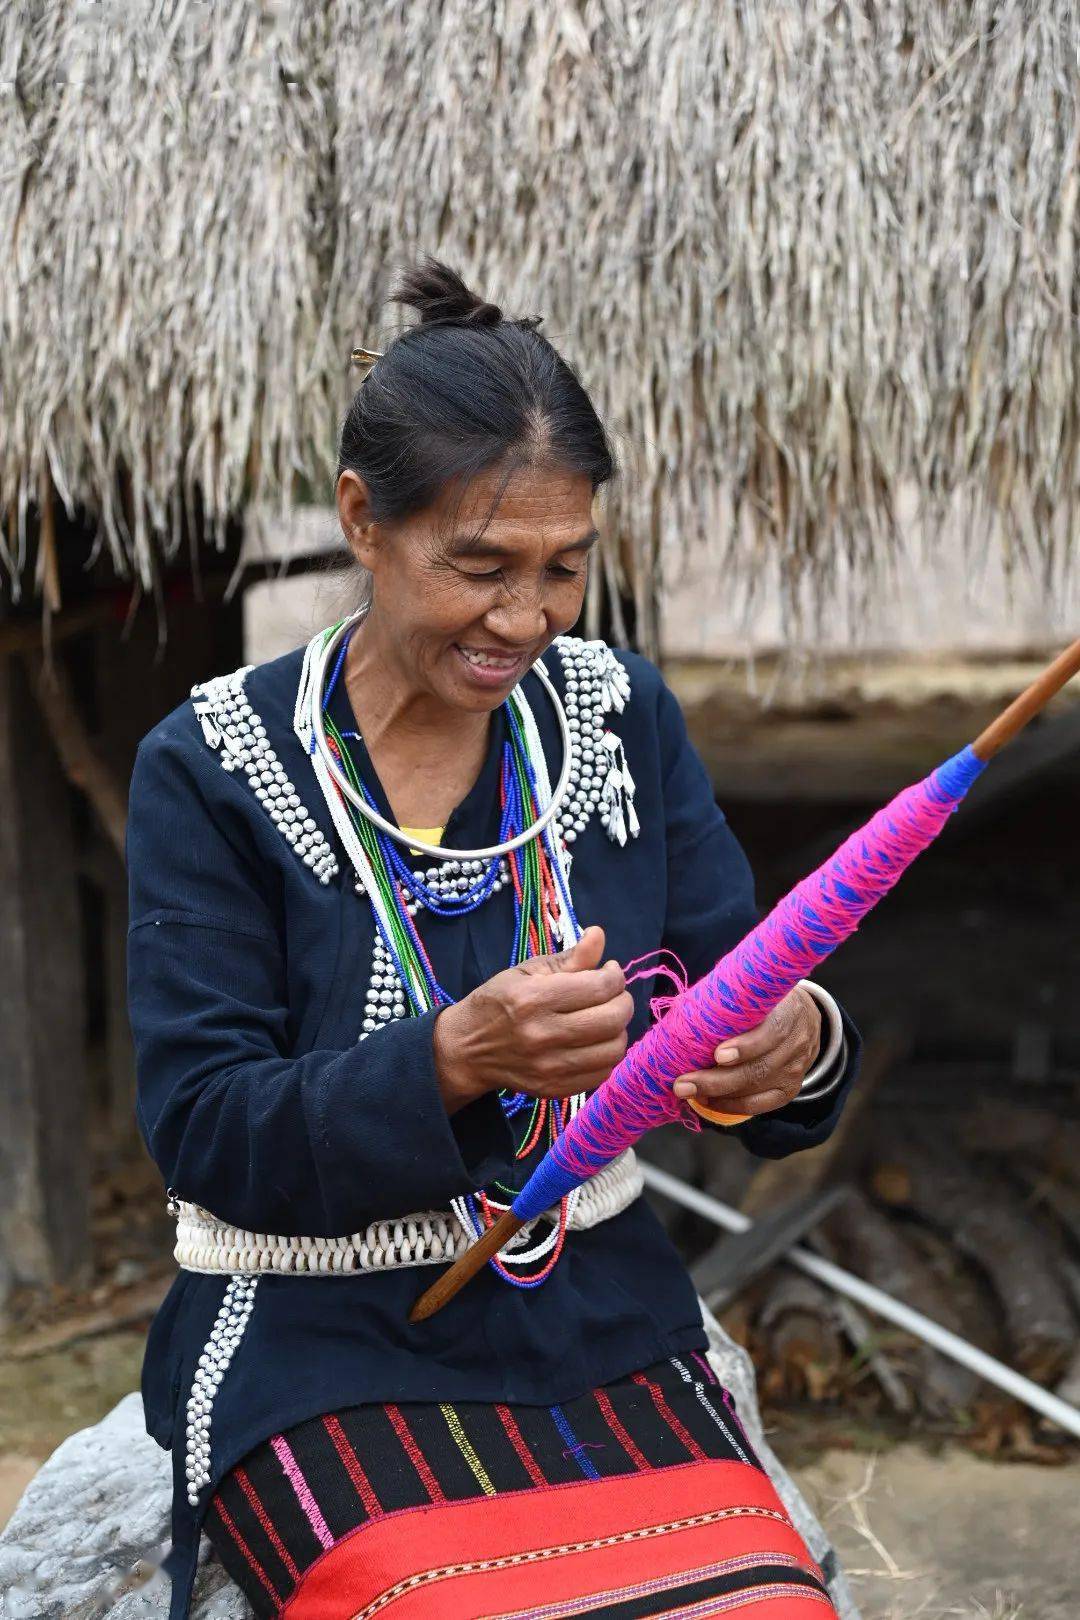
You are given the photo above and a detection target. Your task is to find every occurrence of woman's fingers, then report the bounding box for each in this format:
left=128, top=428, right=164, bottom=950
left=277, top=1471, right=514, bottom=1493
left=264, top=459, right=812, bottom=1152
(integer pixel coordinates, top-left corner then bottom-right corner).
left=710, top=1031, right=807, bottom=1094
left=437, top=931, right=633, bottom=1109
left=516, top=955, right=626, bottom=1012
left=673, top=1026, right=808, bottom=1104
left=530, top=962, right=628, bottom=1012
left=672, top=1070, right=794, bottom=1115
left=701, top=1087, right=792, bottom=1117
left=531, top=1038, right=630, bottom=1095
left=711, top=989, right=819, bottom=1068
left=538, top=992, right=635, bottom=1049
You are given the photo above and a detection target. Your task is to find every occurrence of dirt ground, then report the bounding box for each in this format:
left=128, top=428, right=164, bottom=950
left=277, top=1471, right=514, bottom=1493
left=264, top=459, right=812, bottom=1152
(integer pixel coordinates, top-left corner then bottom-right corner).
left=0, top=1328, right=146, bottom=1526
left=794, top=1444, right=1077, bottom=1619
left=1, top=1328, right=1075, bottom=1617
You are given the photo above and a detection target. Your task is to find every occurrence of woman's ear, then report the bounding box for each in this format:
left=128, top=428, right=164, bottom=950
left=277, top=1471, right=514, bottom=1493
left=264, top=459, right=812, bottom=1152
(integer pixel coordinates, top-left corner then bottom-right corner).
left=337, top=470, right=381, bottom=571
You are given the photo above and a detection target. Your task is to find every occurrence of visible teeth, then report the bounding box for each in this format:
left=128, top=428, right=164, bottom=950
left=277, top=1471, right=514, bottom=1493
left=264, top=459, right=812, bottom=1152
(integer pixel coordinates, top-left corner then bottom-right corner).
left=459, top=648, right=517, bottom=669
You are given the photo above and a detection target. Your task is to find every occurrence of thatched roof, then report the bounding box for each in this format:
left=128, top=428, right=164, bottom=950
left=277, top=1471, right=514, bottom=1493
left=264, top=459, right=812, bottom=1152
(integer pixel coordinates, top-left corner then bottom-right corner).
left=3, top=1, right=1079, bottom=651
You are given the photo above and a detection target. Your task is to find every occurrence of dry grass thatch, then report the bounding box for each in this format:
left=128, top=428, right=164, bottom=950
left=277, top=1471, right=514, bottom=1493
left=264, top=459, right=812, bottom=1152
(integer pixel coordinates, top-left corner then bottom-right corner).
left=2, top=0, right=1079, bottom=651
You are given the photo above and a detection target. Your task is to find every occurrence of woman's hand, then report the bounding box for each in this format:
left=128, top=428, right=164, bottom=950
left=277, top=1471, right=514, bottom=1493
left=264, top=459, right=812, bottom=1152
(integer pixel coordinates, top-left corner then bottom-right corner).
left=433, top=925, right=633, bottom=1113
left=671, top=986, right=822, bottom=1117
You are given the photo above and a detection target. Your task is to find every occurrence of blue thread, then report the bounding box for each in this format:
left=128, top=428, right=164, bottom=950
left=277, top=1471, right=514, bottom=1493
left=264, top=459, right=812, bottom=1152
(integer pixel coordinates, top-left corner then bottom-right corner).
left=549, top=1406, right=601, bottom=1479
left=512, top=1153, right=577, bottom=1223
left=322, top=627, right=354, bottom=710
left=328, top=659, right=575, bottom=1287
left=323, top=646, right=515, bottom=922
left=934, top=744, right=986, bottom=800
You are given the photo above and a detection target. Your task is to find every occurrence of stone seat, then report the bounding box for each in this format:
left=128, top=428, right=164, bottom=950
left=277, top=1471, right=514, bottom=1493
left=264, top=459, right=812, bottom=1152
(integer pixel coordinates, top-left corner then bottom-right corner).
left=0, top=1304, right=859, bottom=1618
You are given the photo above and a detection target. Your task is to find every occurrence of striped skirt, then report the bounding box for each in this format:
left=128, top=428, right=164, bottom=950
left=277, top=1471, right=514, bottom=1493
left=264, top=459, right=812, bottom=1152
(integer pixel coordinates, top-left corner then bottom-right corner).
left=204, top=1356, right=837, bottom=1618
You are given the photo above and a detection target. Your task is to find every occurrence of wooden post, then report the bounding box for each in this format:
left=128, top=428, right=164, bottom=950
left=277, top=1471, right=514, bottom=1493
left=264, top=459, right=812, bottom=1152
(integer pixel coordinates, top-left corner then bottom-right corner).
left=102, top=851, right=136, bottom=1138
left=0, top=654, right=91, bottom=1294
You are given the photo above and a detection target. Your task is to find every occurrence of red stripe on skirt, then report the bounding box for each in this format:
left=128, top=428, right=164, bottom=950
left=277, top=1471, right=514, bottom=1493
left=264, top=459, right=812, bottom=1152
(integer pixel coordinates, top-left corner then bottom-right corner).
left=385, top=1404, right=445, bottom=1502
left=495, top=1403, right=547, bottom=1488
left=323, top=1415, right=383, bottom=1519
left=593, top=1387, right=649, bottom=1472
left=633, top=1370, right=708, bottom=1462
left=280, top=1459, right=829, bottom=1620
left=235, top=1464, right=302, bottom=1583
left=212, top=1495, right=281, bottom=1606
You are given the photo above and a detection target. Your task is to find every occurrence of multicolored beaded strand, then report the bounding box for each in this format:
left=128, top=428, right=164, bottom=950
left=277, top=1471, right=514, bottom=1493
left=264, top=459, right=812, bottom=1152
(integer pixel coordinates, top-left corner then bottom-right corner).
left=318, top=624, right=581, bottom=1289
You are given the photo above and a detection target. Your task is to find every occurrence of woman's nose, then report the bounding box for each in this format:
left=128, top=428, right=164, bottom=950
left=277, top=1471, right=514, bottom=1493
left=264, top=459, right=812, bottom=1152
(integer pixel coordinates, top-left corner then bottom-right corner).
left=483, top=591, right=548, bottom=646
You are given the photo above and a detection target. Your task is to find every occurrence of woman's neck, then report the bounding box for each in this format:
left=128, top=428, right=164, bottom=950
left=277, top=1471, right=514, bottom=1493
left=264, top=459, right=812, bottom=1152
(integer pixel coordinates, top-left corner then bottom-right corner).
left=342, top=616, right=491, bottom=829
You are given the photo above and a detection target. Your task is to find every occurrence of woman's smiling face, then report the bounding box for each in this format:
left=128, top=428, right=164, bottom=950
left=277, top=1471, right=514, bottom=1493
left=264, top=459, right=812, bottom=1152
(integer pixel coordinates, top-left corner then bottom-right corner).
left=338, top=461, right=597, bottom=713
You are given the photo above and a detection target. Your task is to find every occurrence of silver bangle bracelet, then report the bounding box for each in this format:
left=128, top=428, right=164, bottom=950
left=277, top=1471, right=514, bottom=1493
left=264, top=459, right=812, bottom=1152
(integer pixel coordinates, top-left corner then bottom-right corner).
left=793, top=980, right=847, bottom=1101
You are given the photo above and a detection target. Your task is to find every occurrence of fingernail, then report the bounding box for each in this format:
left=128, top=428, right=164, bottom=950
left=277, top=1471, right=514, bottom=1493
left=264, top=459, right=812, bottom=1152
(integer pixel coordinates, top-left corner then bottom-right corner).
left=673, top=1081, right=697, bottom=1098
left=714, top=1047, right=739, bottom=1064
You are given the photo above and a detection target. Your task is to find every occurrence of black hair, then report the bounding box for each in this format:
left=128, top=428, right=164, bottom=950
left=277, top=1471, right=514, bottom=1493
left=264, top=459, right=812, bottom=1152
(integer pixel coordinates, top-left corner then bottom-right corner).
left=336, top=257, right=617, bottom=539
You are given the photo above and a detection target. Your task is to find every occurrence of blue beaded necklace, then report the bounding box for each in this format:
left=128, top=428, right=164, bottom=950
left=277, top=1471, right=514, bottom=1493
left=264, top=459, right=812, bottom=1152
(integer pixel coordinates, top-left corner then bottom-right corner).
left=319, top=626, right=582, bottom=1287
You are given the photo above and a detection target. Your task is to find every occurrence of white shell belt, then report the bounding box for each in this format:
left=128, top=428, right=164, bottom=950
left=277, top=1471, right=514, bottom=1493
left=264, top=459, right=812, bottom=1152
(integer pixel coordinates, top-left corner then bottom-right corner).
left=174, top=1149, right=644, bottom=1276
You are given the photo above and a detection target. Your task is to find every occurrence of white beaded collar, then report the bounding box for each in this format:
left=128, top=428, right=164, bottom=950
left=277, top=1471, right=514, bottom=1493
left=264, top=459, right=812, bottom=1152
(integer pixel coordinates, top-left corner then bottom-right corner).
left=188, top=634, right=639, bottom=892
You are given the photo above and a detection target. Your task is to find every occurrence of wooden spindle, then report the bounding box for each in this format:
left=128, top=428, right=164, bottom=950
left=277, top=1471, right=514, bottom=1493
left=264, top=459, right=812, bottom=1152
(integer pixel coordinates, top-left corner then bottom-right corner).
left=409, top=1208, right=525, bottom=1323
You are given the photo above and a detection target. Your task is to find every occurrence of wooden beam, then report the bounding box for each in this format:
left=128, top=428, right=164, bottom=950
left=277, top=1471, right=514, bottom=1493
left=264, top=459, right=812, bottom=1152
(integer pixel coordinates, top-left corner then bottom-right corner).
left=0, top=599, right=117, bottom=657
left=34, top=466, right=62, bottom=615
left=23, top=651, right=127, bottom=860
left=102, top=853, right=136, bottom=1134
left=0, top=655, right=91, bottom=1293
left=0, top=567, right=236, bottom=659
left=669, top=656, right=1080, bottom=806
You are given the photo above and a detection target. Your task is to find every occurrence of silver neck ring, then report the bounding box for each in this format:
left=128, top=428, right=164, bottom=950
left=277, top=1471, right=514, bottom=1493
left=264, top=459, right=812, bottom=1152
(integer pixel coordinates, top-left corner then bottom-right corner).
left=307, top=613, right=573, bottom=863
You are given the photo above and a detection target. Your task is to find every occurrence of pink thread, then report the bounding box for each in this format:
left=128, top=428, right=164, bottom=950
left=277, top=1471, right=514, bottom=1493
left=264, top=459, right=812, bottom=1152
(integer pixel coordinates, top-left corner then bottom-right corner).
left=622, top=948, right=690, bottom=991
left=573, top=777, right=959, bottom=1166
left=691, top=1350, right=718, bottom=1386
left=269, top=1434, right=334, bottom=1551
left=622, top=948, right=691, bottom=1022
left=512, top=747, right=984, bottom=1221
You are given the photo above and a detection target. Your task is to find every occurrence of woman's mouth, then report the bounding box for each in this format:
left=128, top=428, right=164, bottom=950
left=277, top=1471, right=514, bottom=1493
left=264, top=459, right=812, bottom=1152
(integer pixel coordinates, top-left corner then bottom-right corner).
left=454, top=644, right=526, bottom=687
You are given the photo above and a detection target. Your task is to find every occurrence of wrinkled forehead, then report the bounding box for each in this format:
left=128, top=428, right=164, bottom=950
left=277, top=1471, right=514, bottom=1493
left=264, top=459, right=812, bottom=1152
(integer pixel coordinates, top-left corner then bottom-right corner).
left=414, top=463, right=597, bottom=560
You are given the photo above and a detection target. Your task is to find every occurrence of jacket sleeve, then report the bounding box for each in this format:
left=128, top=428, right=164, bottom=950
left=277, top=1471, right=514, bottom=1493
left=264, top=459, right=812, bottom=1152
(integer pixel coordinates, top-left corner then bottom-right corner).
left=126, top=720, right=515, bottom=1236
left=653, top=672, right=862, bottom=1159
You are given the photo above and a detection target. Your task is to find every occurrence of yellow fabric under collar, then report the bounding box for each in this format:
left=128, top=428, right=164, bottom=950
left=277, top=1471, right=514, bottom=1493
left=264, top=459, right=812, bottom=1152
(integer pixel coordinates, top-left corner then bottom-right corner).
left=400, top=825, right=445, bottom=851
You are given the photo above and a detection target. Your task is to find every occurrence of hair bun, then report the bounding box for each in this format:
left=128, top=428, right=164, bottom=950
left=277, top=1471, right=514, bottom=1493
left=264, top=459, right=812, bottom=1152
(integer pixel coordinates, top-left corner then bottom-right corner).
left=391, top=255, right=503, bottom=328
left=467, top=300, right=503, bottom=327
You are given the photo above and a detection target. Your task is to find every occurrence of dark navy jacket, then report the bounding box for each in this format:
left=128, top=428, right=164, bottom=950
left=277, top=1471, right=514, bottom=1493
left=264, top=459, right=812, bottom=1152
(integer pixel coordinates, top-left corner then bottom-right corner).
left=126, top=636, right=861, bottom=1615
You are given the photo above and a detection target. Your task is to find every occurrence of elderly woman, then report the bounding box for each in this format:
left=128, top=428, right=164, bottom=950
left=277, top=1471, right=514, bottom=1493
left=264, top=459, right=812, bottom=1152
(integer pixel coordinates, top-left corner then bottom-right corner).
left=128, top=258, right=860, bottom=1620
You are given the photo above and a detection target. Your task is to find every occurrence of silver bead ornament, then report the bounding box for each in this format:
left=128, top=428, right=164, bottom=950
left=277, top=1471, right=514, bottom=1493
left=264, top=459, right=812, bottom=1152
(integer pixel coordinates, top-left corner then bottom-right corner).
left=190, top=669, right=340, bottom=885
left=184, top=1275, right=258, bottom=1505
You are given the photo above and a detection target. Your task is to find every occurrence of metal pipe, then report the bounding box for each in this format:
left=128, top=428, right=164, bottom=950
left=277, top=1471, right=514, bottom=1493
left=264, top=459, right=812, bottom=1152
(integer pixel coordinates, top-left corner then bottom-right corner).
left=640, top=1160, right=1080, bottom=1441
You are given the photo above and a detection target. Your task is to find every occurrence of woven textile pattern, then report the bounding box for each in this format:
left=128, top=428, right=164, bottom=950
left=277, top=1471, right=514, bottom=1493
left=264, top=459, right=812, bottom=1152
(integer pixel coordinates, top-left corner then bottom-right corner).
left=204, top=1356, right=835, bottom=1618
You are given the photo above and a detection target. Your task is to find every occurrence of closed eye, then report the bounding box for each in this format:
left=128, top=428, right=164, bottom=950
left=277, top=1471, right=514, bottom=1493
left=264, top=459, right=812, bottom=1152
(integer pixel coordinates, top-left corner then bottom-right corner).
left=455, top=557, right=586, bottom=583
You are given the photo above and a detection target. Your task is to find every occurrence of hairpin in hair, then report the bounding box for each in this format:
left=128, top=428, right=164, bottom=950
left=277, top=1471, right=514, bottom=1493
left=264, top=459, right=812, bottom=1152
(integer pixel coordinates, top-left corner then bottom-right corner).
left=349, top=345, right=384, bottom=370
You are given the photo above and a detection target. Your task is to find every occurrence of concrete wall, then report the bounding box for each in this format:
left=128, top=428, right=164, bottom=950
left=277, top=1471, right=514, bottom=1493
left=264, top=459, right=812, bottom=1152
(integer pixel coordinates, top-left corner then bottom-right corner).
left=240, top=500, right=1079, bottom=669
left=661, top=483, right=1079, bottom=658
left=240, top=506, right=358, bottom=664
